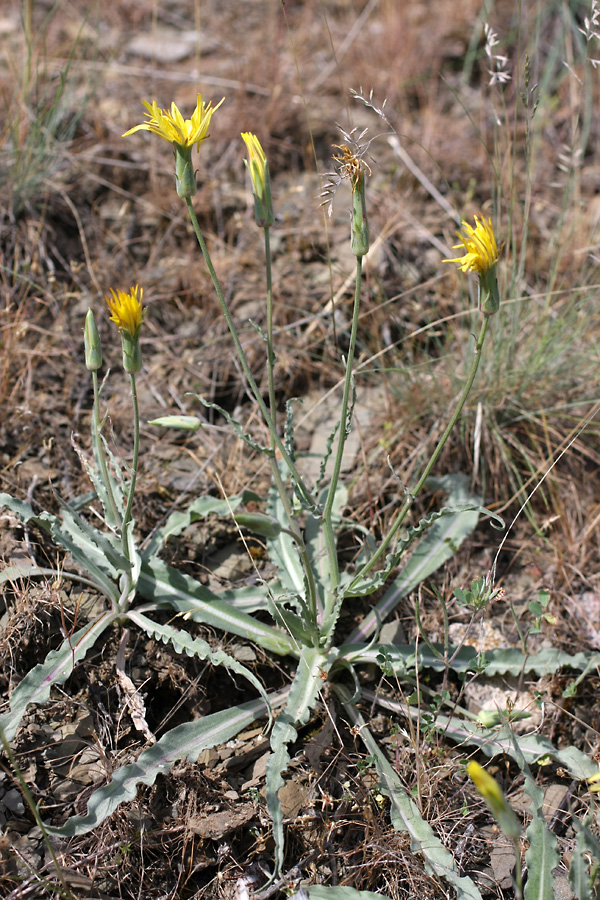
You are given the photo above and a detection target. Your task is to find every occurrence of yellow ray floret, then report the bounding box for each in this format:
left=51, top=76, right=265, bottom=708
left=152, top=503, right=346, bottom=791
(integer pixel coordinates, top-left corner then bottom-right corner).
left=106, top=285, right=145, bottom=338
left=444, top=214, right=500, bottom=274
left=123, top=94, right=224, bottom=150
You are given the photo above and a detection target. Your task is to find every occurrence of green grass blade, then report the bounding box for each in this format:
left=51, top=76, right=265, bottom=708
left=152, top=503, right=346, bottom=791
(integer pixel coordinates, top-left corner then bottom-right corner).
left=0, top=612, right=118, bottom=742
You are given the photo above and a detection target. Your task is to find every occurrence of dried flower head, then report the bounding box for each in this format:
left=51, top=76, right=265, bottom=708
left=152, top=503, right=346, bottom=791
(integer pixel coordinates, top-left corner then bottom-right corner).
left=106, top=285, right=145, bottom=338
left=332, top=142, right=372, bottom=190
left=123, top=94, right=224, bottom=151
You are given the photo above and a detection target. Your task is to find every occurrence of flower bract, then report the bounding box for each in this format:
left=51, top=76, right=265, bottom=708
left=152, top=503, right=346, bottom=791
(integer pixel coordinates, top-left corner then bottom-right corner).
left=444, top=214, right=499, bottom=275
left=123, top=94, right=224, bottom=151
left=106, top=285, right=145, bottom=339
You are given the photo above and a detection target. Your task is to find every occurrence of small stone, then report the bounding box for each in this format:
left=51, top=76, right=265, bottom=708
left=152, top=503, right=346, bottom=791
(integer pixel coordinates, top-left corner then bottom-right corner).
left=2, top=789, right=25, bottom=815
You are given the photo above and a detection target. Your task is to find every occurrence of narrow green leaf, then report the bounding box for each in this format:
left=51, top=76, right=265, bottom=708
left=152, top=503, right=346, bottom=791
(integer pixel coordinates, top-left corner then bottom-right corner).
left=306, top=888, right=393, bottom=900
left=336, top=685, right=482, bottom=900
left=341, top=642, right=600, bottom=678
left=143, top=492, right=247, bottom=557
left=505, top=727, right=558, bottom=900
left=267, top=647, right=332, bottom=876
left=569, top=819, right=600, bottom=900
left=363, top=689, right=599, bottom=781
left=138, top=557, right=294, bottom=656
left=0, top=612, right=117, bottom=742
left=348, top=474, right=485, bottom=641
left=267, top=482, right=306, bottom=598
left=47, top=692, right=286, bottom=837
left=126, top=610, right=271, bottom=718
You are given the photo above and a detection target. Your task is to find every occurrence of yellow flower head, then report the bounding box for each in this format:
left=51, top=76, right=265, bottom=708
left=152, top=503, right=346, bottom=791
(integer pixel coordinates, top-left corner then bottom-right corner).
left=123, top=94, right=224, bottom=151
left=444, top=214, right=500, bottom=275
left=587, top=771, right=600, bottom=793
left=241, top=133, right=267, bottom=198
left=241, top=132, right=274, bottom=227
left=466, top=761, right=520, bottom=839
left=106, top=285, right=145, bottom=338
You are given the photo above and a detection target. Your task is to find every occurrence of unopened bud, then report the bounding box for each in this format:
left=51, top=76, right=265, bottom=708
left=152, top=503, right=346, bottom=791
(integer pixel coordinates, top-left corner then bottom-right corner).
left=84, top=309, right=102, bottom=370
left=234, top=512, right=282, bottom=539
left=350, top=172, right=369, bottom=257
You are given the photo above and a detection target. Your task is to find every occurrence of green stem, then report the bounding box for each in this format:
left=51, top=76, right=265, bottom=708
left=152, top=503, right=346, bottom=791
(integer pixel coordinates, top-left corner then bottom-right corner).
left=267, top=454, right=319, bottom=630
left=321, top=255, right=363, bottom=598
left=351, top=315, right=490, bottom=588
left=91, top=369, right=121, bottom=529
left=185, top=198, right=315, bottom=510
left=121, top=373, right=140, bottom=565
left=264, top=225, right=277, bottom=439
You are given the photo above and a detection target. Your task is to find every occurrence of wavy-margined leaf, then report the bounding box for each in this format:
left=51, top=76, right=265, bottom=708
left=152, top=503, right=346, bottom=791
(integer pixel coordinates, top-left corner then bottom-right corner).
left=506, top=728, right=558, bottom=900
left=304, top=888, right=393, bottom=900
left=126, top=610, right=271, bottom=718
left=348, top=474, right=492, bottom=641
left=0, top=612, right=118, bottom=742
left=143, top=492, right=249, bottom=558
left=363, top=689, right=599, bottom=781
left=267, top=647, right=333, bottom=876
left=138, top=557, right=294, bottom=656
left=0, top=493, right=122, bottom=604
left=569, top=818, right=600, bottom=900
left=47, top=691, right=287, bottom=837
left=336, top=685, right=482, bottom=900
left=341, top=642, right=600, bottom=678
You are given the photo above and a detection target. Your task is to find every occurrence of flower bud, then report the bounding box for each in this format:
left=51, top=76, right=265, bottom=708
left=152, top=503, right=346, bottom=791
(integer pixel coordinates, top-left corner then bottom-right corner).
left=466, top=761, right=520, bottom=839
left=149, top=415, right=202, bottom=431
left=234, top=512, right=282, bottom=539
left=120, top=332, right=143, bottom=373
left=241, top=133, right=274, bottom=228
left=84, top=309, right=102, bottom=371
left=350, top=172, right=369, bottom=257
